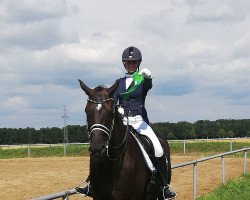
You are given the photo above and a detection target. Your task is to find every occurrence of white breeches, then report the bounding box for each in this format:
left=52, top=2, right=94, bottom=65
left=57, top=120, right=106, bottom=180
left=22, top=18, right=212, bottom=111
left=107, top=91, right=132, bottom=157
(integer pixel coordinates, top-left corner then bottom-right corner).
left=123, top=115, right=164, bottom=157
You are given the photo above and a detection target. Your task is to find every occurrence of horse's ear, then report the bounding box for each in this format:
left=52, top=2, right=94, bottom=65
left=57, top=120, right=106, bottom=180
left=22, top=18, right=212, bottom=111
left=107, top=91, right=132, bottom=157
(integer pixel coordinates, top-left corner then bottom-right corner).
left=78, top=79, right=92, bottom=96
left=108, top=79, right=119, bottom=97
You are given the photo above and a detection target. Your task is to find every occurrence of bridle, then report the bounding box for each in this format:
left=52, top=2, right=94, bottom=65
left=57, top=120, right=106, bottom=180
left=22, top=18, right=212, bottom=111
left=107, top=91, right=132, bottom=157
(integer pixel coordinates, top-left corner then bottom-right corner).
left=86, top=97, right=129, bottom=160
left=87, top=98, right=115, bottom=142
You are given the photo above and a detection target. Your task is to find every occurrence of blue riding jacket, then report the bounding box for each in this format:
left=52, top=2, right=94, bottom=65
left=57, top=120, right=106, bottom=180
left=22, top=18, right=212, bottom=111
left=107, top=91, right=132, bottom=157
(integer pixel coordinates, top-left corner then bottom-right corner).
left=113, top=75, right=152, bottom=124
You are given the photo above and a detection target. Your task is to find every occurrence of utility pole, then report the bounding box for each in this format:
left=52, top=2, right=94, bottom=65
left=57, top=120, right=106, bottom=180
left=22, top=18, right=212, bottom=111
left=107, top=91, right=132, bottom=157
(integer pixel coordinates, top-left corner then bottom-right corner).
left=62, top=105, right=69, bottom=143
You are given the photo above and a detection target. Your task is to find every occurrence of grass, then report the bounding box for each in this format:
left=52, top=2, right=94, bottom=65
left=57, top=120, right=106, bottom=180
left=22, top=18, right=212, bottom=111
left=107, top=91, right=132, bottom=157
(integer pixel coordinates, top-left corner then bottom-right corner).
left=169, top=141, right=250, bottom=158
left=0, top=144, right=90, bottom=159
left=0, top=148, right=29, bottom=159
left=197, top=173, right=250, bottom=200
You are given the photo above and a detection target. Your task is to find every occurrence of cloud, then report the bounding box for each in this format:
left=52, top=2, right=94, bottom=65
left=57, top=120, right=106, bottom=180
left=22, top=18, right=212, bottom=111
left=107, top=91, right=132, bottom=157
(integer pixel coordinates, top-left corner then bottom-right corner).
left=1, top=0, right=250, bottom=128
left=3, top=95, right=29, bottom=108
left=65, top=32, right=120, bottom=64
left=232, top=34, right=250, bottom=58
left=0, top=21, right=65, bottom=51
left=0, top=0, right=77, bottom=51
left=153, top=71, right=195, bottom=96
left=147, top=92, right=250, bottom=123
left=0, top=0, right=68, bottom=23
left=186, top=0, right=248, bottom=23
left=184, top=40, right=218, bottom=57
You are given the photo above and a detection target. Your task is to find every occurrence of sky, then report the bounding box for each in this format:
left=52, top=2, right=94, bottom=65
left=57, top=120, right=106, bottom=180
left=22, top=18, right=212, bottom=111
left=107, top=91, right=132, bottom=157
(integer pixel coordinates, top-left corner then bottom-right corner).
left=1, top=0, right=250, bottom=129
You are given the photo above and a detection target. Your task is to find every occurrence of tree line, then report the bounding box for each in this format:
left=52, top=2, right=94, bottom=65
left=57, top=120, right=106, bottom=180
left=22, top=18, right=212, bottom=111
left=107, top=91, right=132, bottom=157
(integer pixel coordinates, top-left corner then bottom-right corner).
left=0, top=119, right=250, bottom=145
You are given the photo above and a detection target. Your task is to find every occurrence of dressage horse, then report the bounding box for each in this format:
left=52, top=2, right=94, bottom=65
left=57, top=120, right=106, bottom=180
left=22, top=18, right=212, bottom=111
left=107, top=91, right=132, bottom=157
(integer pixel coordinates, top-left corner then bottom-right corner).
left=79, top=79, right=172, bottom=200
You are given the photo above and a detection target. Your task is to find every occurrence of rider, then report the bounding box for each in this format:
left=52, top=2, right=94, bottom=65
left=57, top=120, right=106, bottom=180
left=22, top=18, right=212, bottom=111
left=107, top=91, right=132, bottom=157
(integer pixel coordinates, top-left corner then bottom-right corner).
left=76, top=46, right=176, bottom=199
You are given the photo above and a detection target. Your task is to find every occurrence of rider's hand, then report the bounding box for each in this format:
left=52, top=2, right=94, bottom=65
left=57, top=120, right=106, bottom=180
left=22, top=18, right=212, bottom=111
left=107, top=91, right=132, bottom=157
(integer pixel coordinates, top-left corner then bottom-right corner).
left=118, top=107, right=125, bottom=116
left=139, top=68, right=152, bottom=79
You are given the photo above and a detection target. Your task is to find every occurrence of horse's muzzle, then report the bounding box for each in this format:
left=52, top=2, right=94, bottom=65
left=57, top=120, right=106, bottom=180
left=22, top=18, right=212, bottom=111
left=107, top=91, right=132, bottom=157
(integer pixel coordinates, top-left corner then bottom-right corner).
left=89, top=144, right=107, bottom=156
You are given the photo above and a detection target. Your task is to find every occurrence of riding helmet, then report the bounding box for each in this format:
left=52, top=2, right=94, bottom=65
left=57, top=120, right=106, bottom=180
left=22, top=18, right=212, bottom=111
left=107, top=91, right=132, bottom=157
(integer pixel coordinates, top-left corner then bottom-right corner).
left=122, top=46, right=142, bottom=62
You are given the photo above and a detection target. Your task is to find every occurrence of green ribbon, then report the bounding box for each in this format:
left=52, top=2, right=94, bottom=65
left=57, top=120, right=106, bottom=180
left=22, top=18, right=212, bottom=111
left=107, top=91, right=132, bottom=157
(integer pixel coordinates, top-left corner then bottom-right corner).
left=120, top=71, right=144, bottom=100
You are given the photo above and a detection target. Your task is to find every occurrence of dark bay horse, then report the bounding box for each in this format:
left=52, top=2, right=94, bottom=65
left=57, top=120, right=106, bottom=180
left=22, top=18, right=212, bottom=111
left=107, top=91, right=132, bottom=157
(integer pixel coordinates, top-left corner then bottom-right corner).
left=79, top=79, right=172, bottom=200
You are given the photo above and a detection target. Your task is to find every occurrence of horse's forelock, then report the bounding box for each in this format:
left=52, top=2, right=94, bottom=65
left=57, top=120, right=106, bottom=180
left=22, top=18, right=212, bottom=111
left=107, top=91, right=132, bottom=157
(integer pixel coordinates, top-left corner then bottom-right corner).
left=90, top=85, right=109, bottom=99
left=94, top=85, right=107, bottom=91
left=94, top=85, right=107, bottom=92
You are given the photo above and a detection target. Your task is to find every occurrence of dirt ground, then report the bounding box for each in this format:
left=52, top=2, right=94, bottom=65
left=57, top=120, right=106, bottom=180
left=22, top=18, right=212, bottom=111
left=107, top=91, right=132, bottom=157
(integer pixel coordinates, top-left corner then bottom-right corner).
left=0, top=154, right=249, bottom=200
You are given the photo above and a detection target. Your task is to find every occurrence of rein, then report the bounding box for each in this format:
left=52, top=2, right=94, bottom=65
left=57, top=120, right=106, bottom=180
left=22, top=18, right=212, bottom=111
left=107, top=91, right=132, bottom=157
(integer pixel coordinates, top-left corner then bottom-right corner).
left=107, top=119, right=129, bottom=161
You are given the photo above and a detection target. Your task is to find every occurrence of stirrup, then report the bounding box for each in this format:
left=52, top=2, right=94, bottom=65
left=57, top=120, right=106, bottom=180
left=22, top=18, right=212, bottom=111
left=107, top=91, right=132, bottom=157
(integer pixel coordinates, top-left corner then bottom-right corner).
left=162, top=185, right=177, bottom=200
left=75, top=182, right=90, bottom=197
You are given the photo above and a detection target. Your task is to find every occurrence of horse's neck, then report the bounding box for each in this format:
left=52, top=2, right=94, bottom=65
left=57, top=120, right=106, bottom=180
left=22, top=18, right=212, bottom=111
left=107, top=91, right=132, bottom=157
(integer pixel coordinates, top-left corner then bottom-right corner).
left=91, top=114, right=126, bottom=175
left=90, top=113, right=127, bottom=187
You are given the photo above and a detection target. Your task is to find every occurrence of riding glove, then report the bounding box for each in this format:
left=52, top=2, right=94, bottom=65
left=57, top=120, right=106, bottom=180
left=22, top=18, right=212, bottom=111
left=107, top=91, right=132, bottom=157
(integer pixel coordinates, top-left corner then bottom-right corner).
left=139, top=68, right=152, bottom=79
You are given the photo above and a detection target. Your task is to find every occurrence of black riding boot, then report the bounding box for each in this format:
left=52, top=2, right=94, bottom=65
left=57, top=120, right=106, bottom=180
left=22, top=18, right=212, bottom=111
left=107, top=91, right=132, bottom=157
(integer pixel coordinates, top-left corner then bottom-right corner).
left=155, top=156, right=176, bottom=200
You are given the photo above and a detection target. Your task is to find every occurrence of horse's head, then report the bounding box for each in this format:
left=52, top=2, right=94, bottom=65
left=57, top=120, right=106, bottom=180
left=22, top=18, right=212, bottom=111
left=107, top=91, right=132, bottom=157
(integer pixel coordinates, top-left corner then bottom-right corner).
left=79, top=79, right=119, bottom=156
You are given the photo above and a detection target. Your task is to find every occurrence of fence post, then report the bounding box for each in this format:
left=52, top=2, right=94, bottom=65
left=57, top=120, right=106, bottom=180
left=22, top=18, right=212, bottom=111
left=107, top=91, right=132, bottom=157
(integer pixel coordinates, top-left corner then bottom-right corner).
left=221, top=156, right=225, bottom=184
left=184, top=141, right=186, bottom=155
left=244, top=150, right=247, bottom=175
left=64, top=144, right=67, bottom=156
left=28, top=145, right=31, bottom=157
left=193, top=162, right=197, bottom=200
left=230, top=141, right=233, bottom=152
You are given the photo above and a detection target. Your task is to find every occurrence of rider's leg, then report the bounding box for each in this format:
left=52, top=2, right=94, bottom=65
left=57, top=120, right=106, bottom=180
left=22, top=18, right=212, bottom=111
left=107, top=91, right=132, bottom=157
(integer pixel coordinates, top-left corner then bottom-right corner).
left=75, top=174, right=93, bottom=197
left=135, top=121, right=176, bottom=199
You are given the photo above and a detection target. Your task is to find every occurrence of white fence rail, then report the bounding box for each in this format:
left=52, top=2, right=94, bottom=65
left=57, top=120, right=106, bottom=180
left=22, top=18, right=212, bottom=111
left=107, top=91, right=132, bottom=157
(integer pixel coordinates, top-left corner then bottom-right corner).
left=31, top=147, right=249, bottom=200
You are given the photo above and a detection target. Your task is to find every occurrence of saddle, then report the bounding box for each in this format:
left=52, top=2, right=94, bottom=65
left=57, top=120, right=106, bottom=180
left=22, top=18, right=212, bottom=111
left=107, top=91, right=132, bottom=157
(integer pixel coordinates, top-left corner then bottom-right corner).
left=129, top=128, right=156, bottom=172
left=131, top=128, right=154, bottom=156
